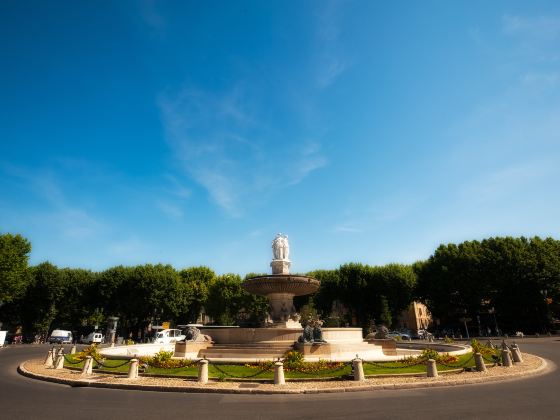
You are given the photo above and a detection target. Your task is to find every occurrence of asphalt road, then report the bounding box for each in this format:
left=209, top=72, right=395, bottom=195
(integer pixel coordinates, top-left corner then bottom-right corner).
left=1, top=338, right=558, bottom=420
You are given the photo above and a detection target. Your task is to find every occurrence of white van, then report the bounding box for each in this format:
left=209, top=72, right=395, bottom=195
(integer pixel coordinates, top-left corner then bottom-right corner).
left=153, top=329, right=185, bottom=344
left=48, top=329, right=73, bottom=344
left=81, top=332, right=104, bottom=344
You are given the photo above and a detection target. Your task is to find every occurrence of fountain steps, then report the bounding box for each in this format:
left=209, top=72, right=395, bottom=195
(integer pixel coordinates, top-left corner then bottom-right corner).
left=199, top=343, right=294, bottom=359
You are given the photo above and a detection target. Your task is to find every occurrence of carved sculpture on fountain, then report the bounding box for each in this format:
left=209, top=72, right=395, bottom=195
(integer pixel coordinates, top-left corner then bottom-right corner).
left=271, top=233, right=291, bottom=274
left=182, top=326, right=212, bottom=343
left=298, top=317, right=327, bottom=344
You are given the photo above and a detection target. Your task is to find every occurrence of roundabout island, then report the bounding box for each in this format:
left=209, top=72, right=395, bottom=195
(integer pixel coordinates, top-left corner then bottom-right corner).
left=16, top=234, right=552, bottom=395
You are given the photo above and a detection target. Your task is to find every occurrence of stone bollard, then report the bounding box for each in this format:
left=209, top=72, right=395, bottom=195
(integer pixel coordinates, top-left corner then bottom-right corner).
left=274, top=361, right=285, bottom=385
left=474, top=353, right=487, bottom=372
left=44, top=349, right=54, bottom=368
left=427, top=359, right=438, bottom=378
left=54, top=354, right=65, bottom=370
left=110, top=342, right=115, bottom=348
left=197, top=359, right=209, bottom=384
left=511, top=345, right=523, bottom=363
left=501, top=349, right=513, bottom=367
left=352, top=358, right=365, bottom=382
left=127, top=358, right=139, bottom=379
left=70, top=345, right=77, bottom=355
left=81, top=356, right=93, bottom=375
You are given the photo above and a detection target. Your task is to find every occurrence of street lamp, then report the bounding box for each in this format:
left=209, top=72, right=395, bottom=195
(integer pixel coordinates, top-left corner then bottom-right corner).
left=489, top=307, right=499, bottom=336
left=477, top=315, right=482, bottom=337
left=540, top=289, right=549, bottom=333
left=459, top=310, right=470, bottom=339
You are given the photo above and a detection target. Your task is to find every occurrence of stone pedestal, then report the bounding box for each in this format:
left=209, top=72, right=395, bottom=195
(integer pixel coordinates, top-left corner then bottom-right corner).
left=55, top=354, right=65, bottom=370
left=127, top=358, right=139, bottom=379
left=270, top=260, right=291, bottom=275
left=274, top=361, right=285, bottom=385
left=511, top=345, right=523, bottom=363
left=474, top=353, right=487, bottom=372
left=174, top=341, right=212, bottom=358
left=502, top=349, right=513, bottom=367
left=268, top=292, right=298, bottom=326
left=366, top=338, right=397, bottom=355
left=82, top=356, right=93, bottom=375
left=198, top=359, right=209, bottom=383
left=427, top=359, right=438, bottom=377
left=44, top=349, right=54, bottom=367
left=353, top=358, right=365, bottom=381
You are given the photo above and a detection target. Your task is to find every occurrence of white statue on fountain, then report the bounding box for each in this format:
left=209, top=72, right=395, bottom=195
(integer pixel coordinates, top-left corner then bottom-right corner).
left=271, top=233, right=291, bottom=274
left=272, top=233, right=290, bottom=261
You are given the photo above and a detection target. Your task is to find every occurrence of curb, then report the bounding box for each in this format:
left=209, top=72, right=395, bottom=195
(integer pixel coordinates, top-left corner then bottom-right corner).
left=18, top=355, right=552, bottom=395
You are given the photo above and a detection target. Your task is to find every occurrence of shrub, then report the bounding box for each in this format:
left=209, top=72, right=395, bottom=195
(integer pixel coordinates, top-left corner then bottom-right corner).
left=420, top=348, right=439, bottom=361
left=75, top=344, right=104, bottom=362
left=444, top=336, right=454, bottom=344
left=470, top=339, right=498, bottom=357
left=283, top=350, right=304, bottom=369
left=139, top=350, right=197, bottom=369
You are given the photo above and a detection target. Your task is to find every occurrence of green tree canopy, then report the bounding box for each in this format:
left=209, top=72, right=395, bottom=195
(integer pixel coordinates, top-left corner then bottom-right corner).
left=0, top=233, right=32, bottom=304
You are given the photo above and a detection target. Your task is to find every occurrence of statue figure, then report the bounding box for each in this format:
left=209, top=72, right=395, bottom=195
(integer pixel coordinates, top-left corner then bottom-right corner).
left=272, top=233, right=289, bottom=260
left=182, top=326, right=212, bottom=343
left=184, top=326, right=201, bottom=342
left=312, top=320, right=326, bottom=343
left=298, top=319, right=327, bottom=344
left=374, top=325, right=389, bottom=339
left=298, top=324, right=314, bottom=343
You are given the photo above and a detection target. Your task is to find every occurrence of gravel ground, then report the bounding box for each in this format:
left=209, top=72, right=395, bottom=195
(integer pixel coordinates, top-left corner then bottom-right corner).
left=21, top=353, right=546, bottom=394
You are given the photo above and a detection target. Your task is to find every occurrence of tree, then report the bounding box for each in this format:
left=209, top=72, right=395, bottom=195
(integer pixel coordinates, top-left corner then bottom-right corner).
left=205, top=274, right=246, bottom=325
left=0, top=233, right=32, bottom=305
left=178, top=266, right=216, bottom=323
left=54, top=268, right=99, bottom=332
left=22, top=262, right=65, bottom=335
left=415, top=236, right=560, bottom=333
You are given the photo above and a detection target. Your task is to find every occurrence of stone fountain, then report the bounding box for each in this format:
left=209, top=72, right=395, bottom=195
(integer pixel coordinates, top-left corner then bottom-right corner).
left=100, top=233, right=470, bottom=362
left=186, top=233, right=391, bottom=361
left=241, top=233, right=320, bottom=328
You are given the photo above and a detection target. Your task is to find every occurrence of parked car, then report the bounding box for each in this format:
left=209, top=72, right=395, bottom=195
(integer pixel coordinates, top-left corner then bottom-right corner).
left=153, top=329, right=186, bottom=344
left=48, top=329, right=73, bottom=344
left=416, top=329, right=434, bottom=340
left=387, top=331, right=412, bottom=341
left=80, top=332, right=104, bottom=344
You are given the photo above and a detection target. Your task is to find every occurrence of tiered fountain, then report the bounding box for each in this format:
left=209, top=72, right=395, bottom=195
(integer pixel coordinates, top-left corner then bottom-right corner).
left=241, top=233, right=320, bottom=328
left=191, top=234, right=389, bottom=361
left=100, top=233, right=471, bottom=362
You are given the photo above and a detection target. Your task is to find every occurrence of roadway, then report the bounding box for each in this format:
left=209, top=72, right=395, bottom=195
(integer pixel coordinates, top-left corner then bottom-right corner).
left=0, top=338, right=558, bottom=419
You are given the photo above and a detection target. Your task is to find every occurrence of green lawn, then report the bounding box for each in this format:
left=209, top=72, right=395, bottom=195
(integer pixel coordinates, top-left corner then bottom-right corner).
left=64, top=353, right=478, bottom=380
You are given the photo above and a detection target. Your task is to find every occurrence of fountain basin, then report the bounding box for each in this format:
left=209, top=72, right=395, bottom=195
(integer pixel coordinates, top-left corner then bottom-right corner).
left=241, top=275, right=320, bottom=296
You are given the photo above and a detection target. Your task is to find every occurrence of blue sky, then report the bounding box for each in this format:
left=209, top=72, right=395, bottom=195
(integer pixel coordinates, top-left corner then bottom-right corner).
left=1, top=1, right=560, bottom=274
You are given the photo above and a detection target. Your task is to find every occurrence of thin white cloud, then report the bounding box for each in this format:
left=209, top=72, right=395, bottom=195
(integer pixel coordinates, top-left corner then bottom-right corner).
left=139, top=0, right=166, bottom=31
left=503, top=15, right=560, bottom=39
left=521, top=71, right=560, bottom=87
left=317, top=57, right=348, bottom=89
left=334, top=225, right=362, bottom=233
left=1, top=164, right=106, bottom=239
left=288, top=154, right=328, bottom=186
left=159, top=87, right=328, bottom=216
left=106, top=237, right=152, bottom=261
left=156, top=200, right=183, bottom=220
left=163, top=174, right=191, bottom=199
left=313, top=0, right=350, bottom=89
